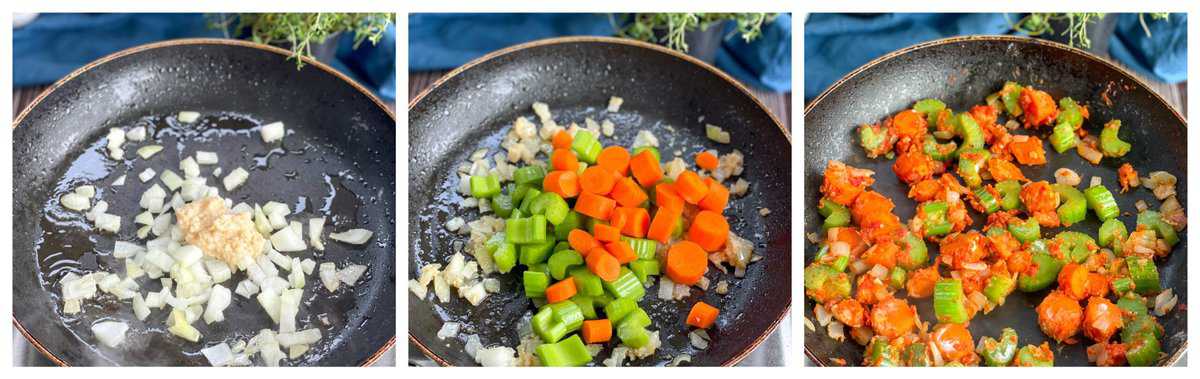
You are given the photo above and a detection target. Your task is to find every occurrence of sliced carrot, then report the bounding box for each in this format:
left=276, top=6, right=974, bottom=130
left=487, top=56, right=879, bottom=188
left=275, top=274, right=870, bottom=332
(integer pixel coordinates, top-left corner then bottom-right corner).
left=574, top=192, right=616, bottom=220
left=545, top=277, right=577, bottom=303
left=697, top=178, right=729, bottom=212
left=654, top=183, right=685, bottom=212
left=568, top=229, right=600, bottom=255
left=674, top=170, right=709, bottom=204
left=610, top=177, right=649, bottom=208
left=647, top=206, right=682, bottom=244
left=666, top=241, right=707, bottom=285
left=593, top=223, right=621, bottom=243
left=580, top=166, right=618, bottom=195
left=695, top=151, right=719, bottom=171
left=629, top=150, right=664, bottom=187
left=542, top=170, right=580, bottom=199
left=586, top=249, right=621, bottom=281
left=552, top=130, right=574, bottom=150
left=620, top=207, right=650, bottom=238
left=686, top=301, right=720, bottom=329
left=551, top=149, right=579, bottom=172
left=581, top=319, right=613, bottom=344
left=687, top=210, right=730, bottom=251
left=597, top=146, right=631, bottom=176
left=605, top=240, right=637, bottom=264
left=607, top=207, right=630, bottom=231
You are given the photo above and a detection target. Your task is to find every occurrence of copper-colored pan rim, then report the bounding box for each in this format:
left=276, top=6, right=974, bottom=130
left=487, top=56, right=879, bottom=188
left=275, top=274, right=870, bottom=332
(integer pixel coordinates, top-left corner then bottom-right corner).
left=11, top=37, right=396, bottom=367
left=802, top=34, right=1187, bottom=367
left=408, top=35, right=791, bottom=366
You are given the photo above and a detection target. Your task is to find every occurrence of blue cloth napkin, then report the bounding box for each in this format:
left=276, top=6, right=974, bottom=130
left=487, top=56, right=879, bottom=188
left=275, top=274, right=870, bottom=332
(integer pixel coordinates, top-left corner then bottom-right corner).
left=409, top=13, right=792, bottom=92
left=805, top=13, right=1188, bottom=101
left=12, top=13, right=396, bottom=102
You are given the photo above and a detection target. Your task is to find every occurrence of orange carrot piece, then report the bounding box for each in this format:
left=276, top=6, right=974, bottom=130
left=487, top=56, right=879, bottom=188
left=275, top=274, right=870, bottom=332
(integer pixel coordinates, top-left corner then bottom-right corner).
left=686, top=301, right=720, bottom=329
left=610, top=177, right=649, bottom=208
left=695, top=151, right=719, bottom=171
left=654, top=183, right=685, bottom=212
left=551, top=149, right=579, bottom=172
left=608, top=207, right=630, bottom=231
left=580, top=166, right=618, bottom=195
left=593, top=223, right=621, bottom=243
left=545, top=277, right=577, bottom=303
left=552, top=130, right=574, bottom=150
left=674, top=170, right=709, bottom=204
left=542, top=170, right=580, bottom=198
left=629, top=150, right=664, bottom=187
left=647, top=206, right=682, bottom=244
left=619, top=207, right=650, bottom=238
left=697, top=178, right=730, bottom=212
left=586, top=249, right=621, bottom=281
left=568, top=229, right=600, bottom=256
left=581, top=319, right=613, bottom=343
left=605, top=240, right=637, bottom=264
left=596, top=146, right=632, bottom=176
left=687, top=210, right=730, bottom=251
left=666, top=241, right=708, bottom=285
left=574, top=192, right=616, bottom=220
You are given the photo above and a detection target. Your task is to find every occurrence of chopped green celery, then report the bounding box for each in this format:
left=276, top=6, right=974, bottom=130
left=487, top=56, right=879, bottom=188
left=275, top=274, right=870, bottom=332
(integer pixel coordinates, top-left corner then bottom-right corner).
left=1137, top=210, right=1179, bottom=246
left=913, top=98, right=947, bottom=125
left=534, top=192, right=570, bottom=225
left=572, top=296, right=599, bottom=319
left=513, top=165, right=546, bottom=186
left=888, top=267, right=907, bottom=289
left=974, top=186, right=1001, bottom=213
left=623, top=237, right=657, bottom=260
left=897, top=233, right=928, bottom=270
left=922, top=134, right=958, bottom=161
left=506, top=216, right=547, bottom=244
left=547, top=250, right=584, bottom=280
left=979, top=328, right=1019, bottom=367
left=1057, top=97, right=1084, bottom=129
left=956, top=148, right=990, bottom=187
left=957, top=113, right=985, bottom=151
left=569, top=267, right=605, bottom=296
left=603, top=268, right=645, bottom=300
left=492, top=242, right=517, bottom=273
left=469, top=174, right=501, bottom=199
left=830, top=255, right=850, bottom=272
left=1099, top=218, right=1129, bottom=249
left=1100, top=120, right=1131, bottom=157
left=1008, top=217, right=1041, bottom=243
left=1014, top=345, right=1053, bottom=366
left=492, top=193, right=515, bottom=218
left=1125, top=331, right=1161, bottom=366
left=511, top=183, right=534, bottom=204
left=535, top=334, right=592, bottom=366
left=519, top=239, right=555, bottom=266
left=934, top=279, right=968, bottom=323
left=818, top=197, right=851, bottom=230
left=603, top=297, right=638, bottom=323
left=549, top=300, right=585, bottom=330
left=1111, top=277, right=1135, bottom=296
left=858, top=124, right=888, bottom=155
left=1084, top=185, right=1120, bottom=221
left=803, top=263, right=851, bottom=301
left=1123, top=314, right=1164, bottom=341
left=1050, top=120, right=1078, bottom=153
left=996, top=180, right=1022, bottom=210
left=1018, top=247, right=1063, bottom=292
left=919, top=201, right=952, bottom=236
left=509, top=208, right=524, bottom=219
left=1055, top=231, right=1096, bottom=263
left=619, top=307, right=651, bottom=329
left=1001, top=82, right=1024, bottom=117
left=553, top=241, right=571, bottom=252
left=524, top=271, right=550, bottom=298
left=629, top=259, right=661, bottom=284
left=1127, top=256, right=1161, bottom=295
left=1116, top=293, right=1149, bottom=319
left=529, top=263, right=550, bottom=277
left=519, top=188, right=542, bottom=214
left=903, top=343, right=931, bottom=366
left=983, top=274, right=1015, bottom=305
left=571, top=131, right=602, bottom=163
left=554, top=211, right=584, bottom=240
left=485, top=232, right=507, bottom=253
left=865, top=337, right=901, bottom=366
left=632, top=146, right=661, bottom=162
left=617, top=321, right=651, bottom=348
left=1052, top=183, right=1086, bottom=226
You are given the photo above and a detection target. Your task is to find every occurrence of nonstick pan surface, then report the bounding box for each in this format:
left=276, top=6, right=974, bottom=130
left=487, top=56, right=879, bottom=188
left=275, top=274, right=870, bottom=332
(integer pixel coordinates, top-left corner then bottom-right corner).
left=409, top=36, right=791, bottom=366
left=804, top=35, right=1186, bottom=366
left=12, top=39, right=396, bottom=366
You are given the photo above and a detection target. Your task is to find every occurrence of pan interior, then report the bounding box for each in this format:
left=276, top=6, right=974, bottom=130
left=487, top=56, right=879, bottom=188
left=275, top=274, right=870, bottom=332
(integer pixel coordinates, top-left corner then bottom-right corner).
left=803, top=36, right=1187, bottom=366
left=409, top=39, right=791, bottom=366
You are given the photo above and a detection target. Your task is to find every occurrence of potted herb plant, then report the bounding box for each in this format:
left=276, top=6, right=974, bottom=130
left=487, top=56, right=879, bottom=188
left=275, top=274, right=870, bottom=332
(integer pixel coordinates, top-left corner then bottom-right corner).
left=614, top=13, right=777, bottom=63
left=210, top=13, right=393, bottom=68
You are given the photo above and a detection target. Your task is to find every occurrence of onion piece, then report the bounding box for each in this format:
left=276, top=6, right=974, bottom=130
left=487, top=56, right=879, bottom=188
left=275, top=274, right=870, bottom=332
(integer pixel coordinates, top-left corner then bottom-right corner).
left=160, top=169, right=184, bottom=191
left=308, top=217, right=326, bottom=251
left=139, top=168, right=156, bottom=183
left=223, top=167, right=249, bottom=191
left=437, top=322, right=461, bottom=339
left=260, top=121, right=285, bottom=143
left=235, top=280, right=260, bottom=298
left=127, top=126, right=147, bottom=141
left=270, top=225, right=307, bottom=252
left=195, top=151, right=218, bottom=165
left=91, top=321, right=129, bottom=348
left=276, top=328, right=321, bottom=348
left=61, top=193, right=90, bottom=211
left=137, top=145, right=164, bottom=159
left=338, top=264, right=368, bottom=286
left=113, top=241, right=144, bottom=258
left=329, top=229, right=373, bottom=245
left=705, top=124, right=731, bottom=144
left=203, top=285, right=232, bottom=324
left=181, top=156, right=201, bottom=178
left=319, top=263, right=340, bottom=292
left=202, top=343, right=235, bottom=366
left=476, top=346, right=518, bottom=367
left=167, top=309, right=202, bottom=342
left=94, top=213, right=121, bottom=233
left=113, top=174, right=126, bottom=186
left=178, top=111, right=201, bottom=123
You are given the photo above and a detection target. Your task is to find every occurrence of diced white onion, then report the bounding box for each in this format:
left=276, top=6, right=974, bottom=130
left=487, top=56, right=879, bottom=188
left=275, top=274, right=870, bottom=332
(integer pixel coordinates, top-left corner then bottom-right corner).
left=270, top=226, right=307, bottom=252
left=276, top=328, right=321, bottom=348
left=438, top=322, right=461, bottom=339
left=139, top=168, right=156, bottom=183
left=195, top=151, right=218, bottom=165
left=476, top=346, right=518, bottom=367
left=61, top=193, right=90, bottom=211
left=91, top=321, right=129, bottom=348
left=181, top=156, right=201, bottom=178
left=202, top=343, right=235, bottom=366
left=160, top=169, right=184, bottom=191
left=223, top=167, right=249, bottom=191
left=113, top=175, right=126, bottom=186
left=113, top=241, right=144, bottom=258
left=319, top=263, right=340, bottom=292
left=137, top=145, right=164, bottom=159
left=308, top=217, right=326, bottom=251
left=338, top=264, right=368, bottom=285
left=260, top=122, right=285, bottom=143
left=94, top=213, right=121, bottom=233
left=203, top=285, right=232, bottom=324
left=127, top=126, right=147, bottom=141
left=329, top=229, right=373, bottom=245
left=178, top=111, right=201, bottom=123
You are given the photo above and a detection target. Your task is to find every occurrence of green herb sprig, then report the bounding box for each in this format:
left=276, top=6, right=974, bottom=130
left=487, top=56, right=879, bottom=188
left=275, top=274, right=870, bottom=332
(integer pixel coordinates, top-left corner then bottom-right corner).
left=615, top=13, right=777, bottom=52
left=210, top=13, right=393, bottom=69
left=1007, top=13, right=1171, bottom=49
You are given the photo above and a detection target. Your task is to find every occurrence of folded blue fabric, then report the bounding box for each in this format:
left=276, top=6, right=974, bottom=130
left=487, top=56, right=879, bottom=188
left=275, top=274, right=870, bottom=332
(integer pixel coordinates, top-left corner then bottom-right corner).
left=12, top=13, right=396, bottom=102
left=409, top=13, right=792, bottom=92
left=805, top=13, right=1188, bottom=101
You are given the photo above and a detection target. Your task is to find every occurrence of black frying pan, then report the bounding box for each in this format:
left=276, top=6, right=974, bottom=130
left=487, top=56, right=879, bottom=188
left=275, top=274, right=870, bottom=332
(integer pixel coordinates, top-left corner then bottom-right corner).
left=804, top=36, right=1187, bottom=366
left=12, top=39, right=396, bottom=366
left=409, top=36, right=791, bottom=366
